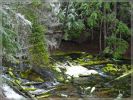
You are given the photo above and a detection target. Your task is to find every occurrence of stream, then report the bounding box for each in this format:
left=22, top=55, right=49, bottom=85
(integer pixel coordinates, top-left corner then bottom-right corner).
left=0, top=1, right=131, bottom=100
left=0, top=52, right=131, bottom=99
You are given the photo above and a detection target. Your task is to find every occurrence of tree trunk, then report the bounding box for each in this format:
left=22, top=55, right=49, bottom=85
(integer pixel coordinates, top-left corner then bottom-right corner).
left=114, top=2, right=117, bottom=50
left=99, top=20, right=102, bottom=52
left=106, top=20, right=108, bottom=37
left=91, top=28, right=94, bottom=41
left=103, top=3, right=107, bottom=48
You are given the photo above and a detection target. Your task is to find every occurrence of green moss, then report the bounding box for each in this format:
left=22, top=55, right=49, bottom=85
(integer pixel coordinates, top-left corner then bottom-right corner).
left=52, top=50, right=86, bottom=56
left=14, top=79, right=21, bottom=85
left=20, top=69, right=32, bottom=79
left=76, top=60, right=109, bottom=66
left=51, top=69, right=65, bottom=82
left=29, top=24, right=49, bottom=66
left=22, top=87, right=37, bottom=91
left=102, top=64, right=119, bottom=74
left=19, top=3, right=50, bottom=67
left=37, top=93, right=51, bottom=99
left=8, top=67, right=16, bottom=78
left=86, top=55, right=93, bottom=59
left=20, top=69, right=45, bottom=82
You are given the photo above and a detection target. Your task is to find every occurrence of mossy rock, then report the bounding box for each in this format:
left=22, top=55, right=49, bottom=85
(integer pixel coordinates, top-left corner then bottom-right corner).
left=52, top=50, right=85, bottom=56
left=56, top=75, right=65, bottom=82
left=37, top=93, right=51, bottom=99
left=51, top=70, right=65, bottom=82
left=22, top=87, right=37, bottom=91
left=102, top=64, right=119, bottom=75
left=86, top=55, right=93, bottom=59
left=20, top=69, right=45, bottom=82
left=8, top=67, right=16, bottom=78
left=78, top=60, right=109, bottom=66
left=20, top=69, right=32, bottom=79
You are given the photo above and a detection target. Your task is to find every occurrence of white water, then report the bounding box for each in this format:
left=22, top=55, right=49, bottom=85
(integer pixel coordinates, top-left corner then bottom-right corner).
left=2, top=84, right=26, bottom=100
left=1, top=75, right=26, bottom=100
left=65, top=65, right=98, bottom=78
left=55, top=62, right=109, bottom=78
left=55, top=63, right=99, bottom=78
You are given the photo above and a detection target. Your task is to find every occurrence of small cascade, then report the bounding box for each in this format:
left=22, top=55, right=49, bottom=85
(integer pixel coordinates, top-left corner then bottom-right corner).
left=2, top=84, right=26, bottom=100
left=0, top=74, right=26, bottom=100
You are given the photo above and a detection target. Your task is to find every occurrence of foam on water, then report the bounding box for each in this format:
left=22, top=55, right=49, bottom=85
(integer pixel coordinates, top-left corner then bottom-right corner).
left=2, top=84, right=25, bottom=100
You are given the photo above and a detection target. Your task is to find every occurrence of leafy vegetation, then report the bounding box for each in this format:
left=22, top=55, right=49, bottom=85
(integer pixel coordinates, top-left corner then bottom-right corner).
left=0, top=7, right=20, bottom=63
left=58, top=2, right=131, bottom=59
left=19, top=3, right=50, bottom=67
left=29, top=24, right=49, bottom=66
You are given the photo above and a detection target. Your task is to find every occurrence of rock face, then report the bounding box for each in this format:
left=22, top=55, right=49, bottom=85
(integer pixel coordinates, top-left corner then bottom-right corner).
left=32, top=66, right=56, bottom=81
left=37, top=2, right=63, bottom=50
